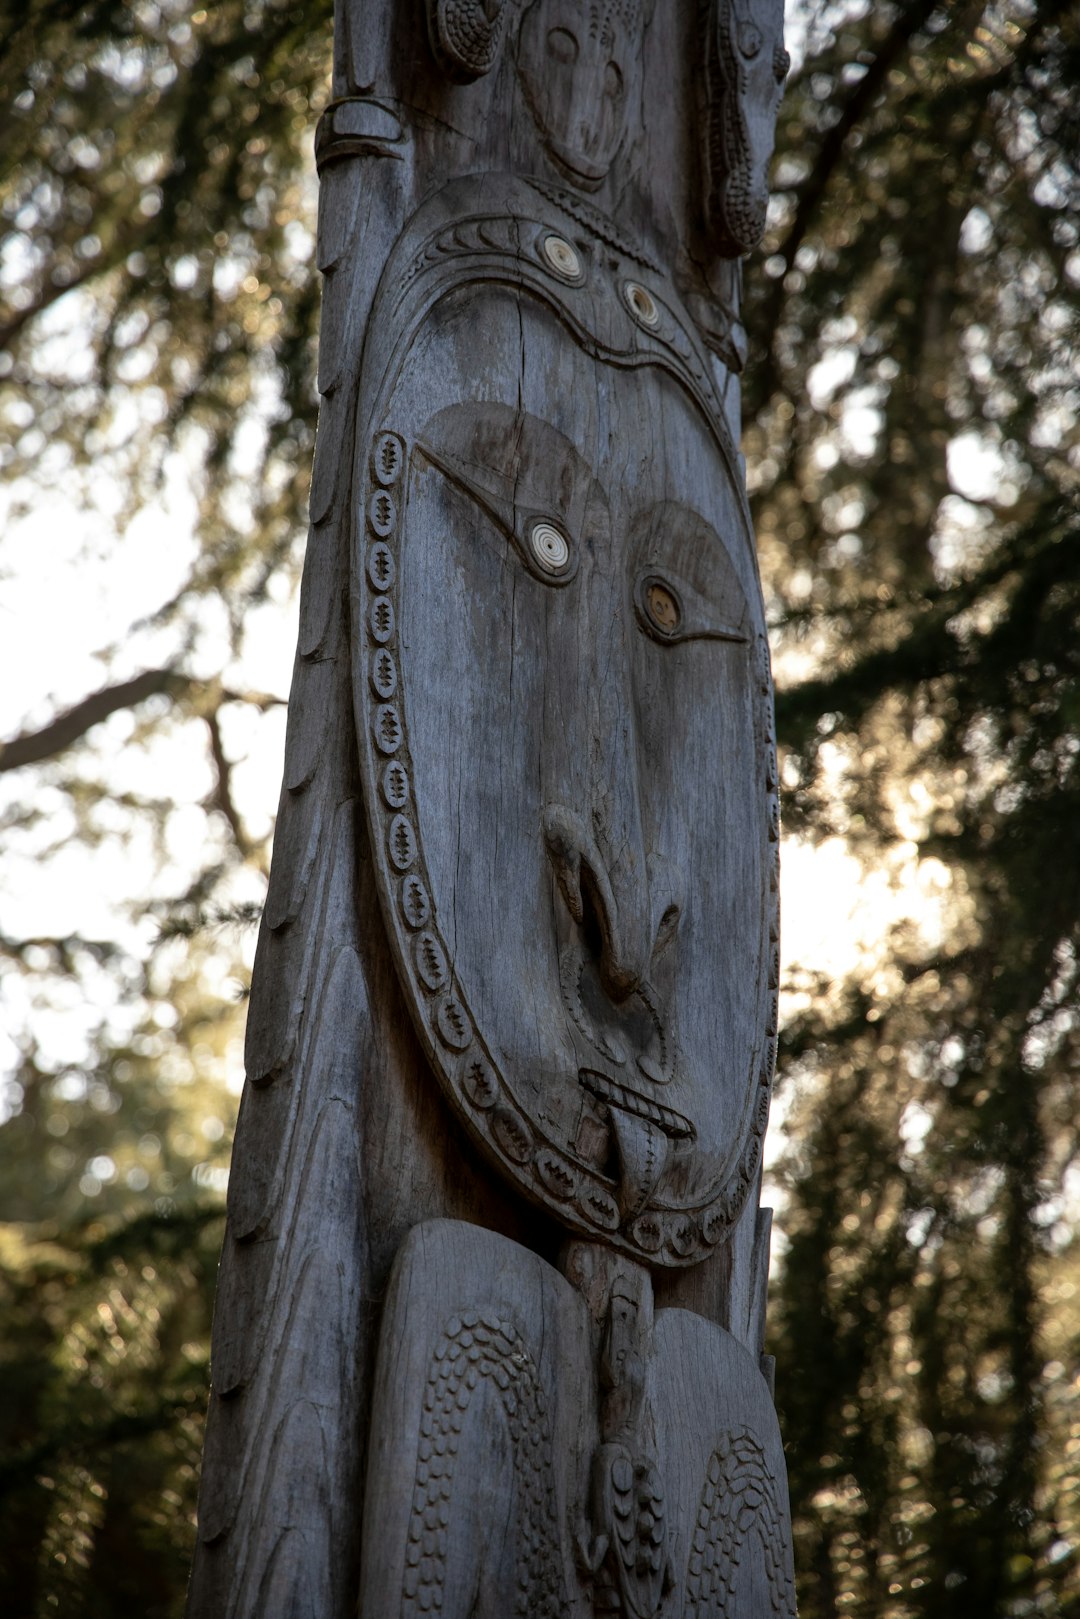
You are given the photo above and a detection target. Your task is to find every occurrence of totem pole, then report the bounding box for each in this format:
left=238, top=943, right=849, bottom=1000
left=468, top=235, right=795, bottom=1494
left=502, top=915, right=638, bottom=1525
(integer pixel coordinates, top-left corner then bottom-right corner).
left=187, top=3, right=793, bottom=1615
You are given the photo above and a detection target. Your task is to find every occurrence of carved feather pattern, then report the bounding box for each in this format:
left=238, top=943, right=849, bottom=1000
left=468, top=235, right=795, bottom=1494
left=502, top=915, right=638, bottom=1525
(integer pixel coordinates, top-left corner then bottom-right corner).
left=595, top=1442, right=669, bottom=1619
left=684, top=1427, right=797, bottom=1617
left=403, top=1312, right=569, bottom=1619
left=187, top=130, right=380, bottom=1616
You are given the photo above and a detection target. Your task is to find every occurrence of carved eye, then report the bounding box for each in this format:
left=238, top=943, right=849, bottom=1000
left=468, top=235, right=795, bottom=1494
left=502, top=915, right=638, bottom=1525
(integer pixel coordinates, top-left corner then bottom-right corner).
left=529, top=519, right=572, bottom=577
left=641, top=577, right=682, bottom=639
left=738, top=22, right=763, bottom=58
left=633, top=556, right=749, bottom=647
left=541, top=232, right=583, bottom=283
left=547, top=27, right=578, bottom=65
left=623, top=280, right=659, bottom=329
left=604, top=59, right=623, bottom=98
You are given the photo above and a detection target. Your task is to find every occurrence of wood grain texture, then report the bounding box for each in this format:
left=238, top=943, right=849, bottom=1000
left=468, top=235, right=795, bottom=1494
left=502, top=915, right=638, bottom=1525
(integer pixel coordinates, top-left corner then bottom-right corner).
left=187, top=4, right=792, bottom=1616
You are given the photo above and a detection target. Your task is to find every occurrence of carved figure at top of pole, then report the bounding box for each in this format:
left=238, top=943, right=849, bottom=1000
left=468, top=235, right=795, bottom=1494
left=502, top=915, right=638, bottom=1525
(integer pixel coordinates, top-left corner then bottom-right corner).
left=419, top=0, right=789, bottom=374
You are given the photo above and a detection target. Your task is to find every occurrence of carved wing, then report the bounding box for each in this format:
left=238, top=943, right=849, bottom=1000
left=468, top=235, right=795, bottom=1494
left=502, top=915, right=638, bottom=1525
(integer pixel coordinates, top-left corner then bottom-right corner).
left=595, top=1443, right=669, bottom=1619
left=359, top=1221, right=588, bottom=1619
left=187, top=154, right=378, bottom=1618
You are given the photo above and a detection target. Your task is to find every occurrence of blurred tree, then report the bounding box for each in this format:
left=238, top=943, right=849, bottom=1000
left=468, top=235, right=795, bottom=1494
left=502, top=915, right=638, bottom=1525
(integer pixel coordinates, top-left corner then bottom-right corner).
left=0, top=3, right=1076, bottom=1618
left=0, top=2, right=331, bottom=1613
left=746, top=3, right=1080, bottom=1615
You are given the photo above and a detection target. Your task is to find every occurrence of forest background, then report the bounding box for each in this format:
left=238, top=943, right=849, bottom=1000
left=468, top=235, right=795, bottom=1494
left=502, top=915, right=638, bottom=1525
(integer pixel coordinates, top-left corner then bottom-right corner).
left=0, top=2, right=1077, bottom=1616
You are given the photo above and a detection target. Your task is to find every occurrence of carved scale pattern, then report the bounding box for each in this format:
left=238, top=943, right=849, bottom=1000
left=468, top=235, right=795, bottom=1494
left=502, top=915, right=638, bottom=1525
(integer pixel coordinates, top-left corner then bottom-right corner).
left=427, top=0, right=517, bottom=80
left=402, top=1311, right=568, bottom=1619
left=595, top=1444, right=669, bottom=1619
left=684, top=1428, right=796, bottom=1618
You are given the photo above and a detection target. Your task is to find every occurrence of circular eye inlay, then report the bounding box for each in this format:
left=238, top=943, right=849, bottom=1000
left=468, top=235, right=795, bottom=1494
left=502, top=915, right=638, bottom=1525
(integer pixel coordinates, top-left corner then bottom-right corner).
left=542, top=234, right=582, bottom=283
left=645, top=580, right=680, bottom=636
left=530, top=520, right=571, bottom=574
left=623, top=280, right=659, bottom=328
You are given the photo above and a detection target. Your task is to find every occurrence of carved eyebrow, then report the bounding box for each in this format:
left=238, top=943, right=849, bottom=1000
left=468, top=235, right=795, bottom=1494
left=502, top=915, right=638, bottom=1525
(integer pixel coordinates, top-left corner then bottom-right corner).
left=416, top=400, right=599, bottom=536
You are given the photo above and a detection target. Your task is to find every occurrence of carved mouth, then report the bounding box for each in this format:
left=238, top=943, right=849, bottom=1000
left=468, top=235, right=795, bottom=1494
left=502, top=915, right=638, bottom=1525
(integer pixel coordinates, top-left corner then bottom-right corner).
left=545, top=139, right=610, bottom=191
left=560, top=942, right=673, bottom=1086
left=580, top=1070, right=694, bottom=1142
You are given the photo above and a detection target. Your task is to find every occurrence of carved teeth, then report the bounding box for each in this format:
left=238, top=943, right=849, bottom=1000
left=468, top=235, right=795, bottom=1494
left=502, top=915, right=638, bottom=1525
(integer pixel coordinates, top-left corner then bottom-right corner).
left=370, top=647, right=397, bottom=700
left=372, top=431, right=403, bottom=487
left=580, top=1070, right=693, bottom=1141
left=491, top=1105, right=532, bottom=1164
left=461, top=1056, right=498, bottom=1110
left=415, top=930, right=448, bottom=992
left=389, top=813, right=417, bottom=872
left=400, top=874, right=430, bottom=930
left=367, top=540, right=396, bottom=591
left=368, top=488, right=395, bottom=536
left=374, top=703, right=403, bottom=755
left=382, top=759, right=409, bottom=808
left=370, top=594, right=395, bottom=644
left=436, top=996, right=472, bottom=1052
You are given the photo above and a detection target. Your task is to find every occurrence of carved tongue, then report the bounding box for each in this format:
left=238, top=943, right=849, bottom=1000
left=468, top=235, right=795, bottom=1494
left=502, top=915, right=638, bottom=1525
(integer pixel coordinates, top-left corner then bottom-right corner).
left=609, top=1107, right=669, bottom=1223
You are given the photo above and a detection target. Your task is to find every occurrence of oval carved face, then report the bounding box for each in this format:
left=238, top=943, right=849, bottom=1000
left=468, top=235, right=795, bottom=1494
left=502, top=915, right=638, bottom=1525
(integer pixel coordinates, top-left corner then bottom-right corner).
left=516, top=0, right=639, bottom=190
left=354, top=284, right=777, bottom=1265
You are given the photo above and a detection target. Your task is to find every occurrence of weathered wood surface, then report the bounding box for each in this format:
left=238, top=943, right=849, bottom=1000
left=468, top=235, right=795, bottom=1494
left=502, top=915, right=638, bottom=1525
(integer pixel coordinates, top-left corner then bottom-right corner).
left=360, top=1220, right=795, bottom=1617
left=187, top=4, right=790, bottom=1616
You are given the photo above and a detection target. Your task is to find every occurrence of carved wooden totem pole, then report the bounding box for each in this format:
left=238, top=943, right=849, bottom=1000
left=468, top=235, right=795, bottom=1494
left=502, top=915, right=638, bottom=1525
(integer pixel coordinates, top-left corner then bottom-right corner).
left=187, top=3, right=793, bottom=1615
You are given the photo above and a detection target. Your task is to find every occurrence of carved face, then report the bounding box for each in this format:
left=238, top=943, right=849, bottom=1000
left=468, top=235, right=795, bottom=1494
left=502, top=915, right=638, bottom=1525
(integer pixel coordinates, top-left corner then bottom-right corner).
left=516, top=0, right=640, bottom=190
left=355, top=273, right=776, bottom=1264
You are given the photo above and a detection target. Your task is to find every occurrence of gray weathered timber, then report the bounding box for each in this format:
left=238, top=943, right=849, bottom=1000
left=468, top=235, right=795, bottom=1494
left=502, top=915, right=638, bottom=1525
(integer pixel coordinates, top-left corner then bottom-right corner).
left=186, top=4, right=792, bottom=1616
left=359, top=1221, right=795, bottom=1619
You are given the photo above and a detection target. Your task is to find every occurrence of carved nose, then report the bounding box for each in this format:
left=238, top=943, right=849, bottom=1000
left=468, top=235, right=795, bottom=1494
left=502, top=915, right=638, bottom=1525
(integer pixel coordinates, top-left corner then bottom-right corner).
left=544, top=805, right=682, bottom=1000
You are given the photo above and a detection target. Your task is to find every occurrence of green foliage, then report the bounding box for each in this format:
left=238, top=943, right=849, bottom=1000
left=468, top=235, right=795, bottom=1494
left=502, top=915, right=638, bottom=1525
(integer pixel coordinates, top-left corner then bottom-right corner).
left=0, top=1209, right=222, bottom=1618
left=0, top=4, right=330, bottom=1612
left=0, top=0, right=331, bottom=626
left=0, top=2, right=1077, bottom=1617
